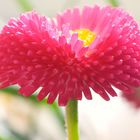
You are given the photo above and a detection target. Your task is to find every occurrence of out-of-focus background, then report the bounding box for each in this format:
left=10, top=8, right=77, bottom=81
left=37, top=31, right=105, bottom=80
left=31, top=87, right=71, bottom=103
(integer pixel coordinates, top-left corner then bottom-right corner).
left=0, top=0, right=140, bottom=140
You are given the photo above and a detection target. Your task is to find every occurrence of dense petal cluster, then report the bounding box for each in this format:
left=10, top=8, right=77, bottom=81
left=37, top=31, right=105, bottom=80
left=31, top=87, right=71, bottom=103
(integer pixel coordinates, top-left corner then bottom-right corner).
left=0, top=6, right=140, bottom=105
left=122, top=88, right=140, bottom=108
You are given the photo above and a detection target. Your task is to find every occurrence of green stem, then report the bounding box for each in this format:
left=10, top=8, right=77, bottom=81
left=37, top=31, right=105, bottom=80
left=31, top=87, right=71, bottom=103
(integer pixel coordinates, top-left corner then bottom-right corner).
left=66, top=100, right=79, bottom=140
left=108, top=0, right=119, bottom=7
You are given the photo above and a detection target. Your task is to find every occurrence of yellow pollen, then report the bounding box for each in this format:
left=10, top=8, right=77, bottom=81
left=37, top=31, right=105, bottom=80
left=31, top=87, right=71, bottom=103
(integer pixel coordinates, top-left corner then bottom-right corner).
left=75, top=29, right=96, bottom=47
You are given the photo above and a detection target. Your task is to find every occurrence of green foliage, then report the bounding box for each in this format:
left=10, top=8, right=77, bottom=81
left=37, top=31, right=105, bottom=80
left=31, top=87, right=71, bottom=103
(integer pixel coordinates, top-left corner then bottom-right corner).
left=15, top=0, right=33, bottom=11
left=107, top=0, right=119, bottom=7
left=0, top=136, right=11, bottom=140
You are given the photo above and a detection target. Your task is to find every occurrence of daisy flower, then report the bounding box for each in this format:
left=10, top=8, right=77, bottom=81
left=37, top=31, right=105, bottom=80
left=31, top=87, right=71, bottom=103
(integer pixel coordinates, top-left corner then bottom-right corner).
left=0, top=5, right=140, bottom=106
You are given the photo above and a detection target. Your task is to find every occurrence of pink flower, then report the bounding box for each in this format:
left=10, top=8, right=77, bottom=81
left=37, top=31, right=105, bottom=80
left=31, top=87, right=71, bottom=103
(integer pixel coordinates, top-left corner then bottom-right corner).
left=0, top=5, right=140, bottom=106
left=122, top=88, right=140, bottom=108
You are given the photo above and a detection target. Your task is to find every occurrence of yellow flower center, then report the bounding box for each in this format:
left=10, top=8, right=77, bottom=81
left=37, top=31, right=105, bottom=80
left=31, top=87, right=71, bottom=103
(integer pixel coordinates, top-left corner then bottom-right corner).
left=75, top=29, right=96, bottom=47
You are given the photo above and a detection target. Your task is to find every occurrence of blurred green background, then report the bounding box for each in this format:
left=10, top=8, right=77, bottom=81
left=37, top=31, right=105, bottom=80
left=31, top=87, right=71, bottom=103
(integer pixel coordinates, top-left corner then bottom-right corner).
left=0, top=0, right=140, bottom=140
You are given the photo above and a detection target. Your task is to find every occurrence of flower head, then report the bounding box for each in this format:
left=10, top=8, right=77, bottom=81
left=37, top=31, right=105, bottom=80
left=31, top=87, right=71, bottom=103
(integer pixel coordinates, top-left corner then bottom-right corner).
left=0, top=6, right=140, bottom=105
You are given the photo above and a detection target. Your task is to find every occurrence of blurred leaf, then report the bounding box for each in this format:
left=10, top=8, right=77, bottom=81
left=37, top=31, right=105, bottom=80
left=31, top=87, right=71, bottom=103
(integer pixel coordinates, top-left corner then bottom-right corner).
left=0, top=122, right=29, bottom=140
left=0, top=136, right=11, bottom=140
left=0, top=87, right=64, bottom=129
left=9, top=129, right=29, bottom=140
left=15, top=0, right=33, bottom=11
left=107, top=0, right=119, bottom=7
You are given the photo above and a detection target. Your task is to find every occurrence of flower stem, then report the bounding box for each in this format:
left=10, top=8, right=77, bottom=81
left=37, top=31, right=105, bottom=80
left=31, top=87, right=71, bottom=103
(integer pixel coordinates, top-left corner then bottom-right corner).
left=66, top=100, right=79, bottom=140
